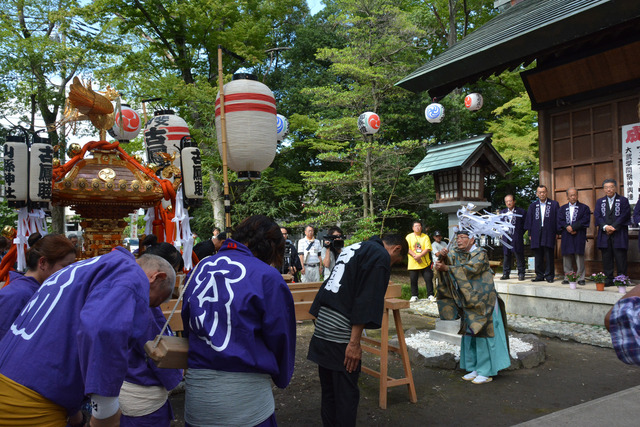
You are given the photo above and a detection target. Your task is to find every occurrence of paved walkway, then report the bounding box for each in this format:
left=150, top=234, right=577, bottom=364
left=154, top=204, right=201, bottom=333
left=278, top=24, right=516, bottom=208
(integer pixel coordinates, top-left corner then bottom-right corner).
left=515, top=385, right=640, bottom=426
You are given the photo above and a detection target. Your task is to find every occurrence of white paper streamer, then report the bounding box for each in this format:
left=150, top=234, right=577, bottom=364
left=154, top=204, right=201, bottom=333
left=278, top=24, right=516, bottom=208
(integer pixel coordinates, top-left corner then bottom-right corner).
left=455, top=203, right=518, bottom=249
left=144, top=208, right=155, bottom=236
left=171, top=188, right=194, bottom=270
left=28, top=209, right=48, bottom=236
left=14, top=207, right=29, bottom=271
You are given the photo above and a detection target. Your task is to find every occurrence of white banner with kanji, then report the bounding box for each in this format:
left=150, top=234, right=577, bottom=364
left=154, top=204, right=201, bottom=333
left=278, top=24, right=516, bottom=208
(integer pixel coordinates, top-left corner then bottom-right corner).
left=622, top=122, right=640, bottom=204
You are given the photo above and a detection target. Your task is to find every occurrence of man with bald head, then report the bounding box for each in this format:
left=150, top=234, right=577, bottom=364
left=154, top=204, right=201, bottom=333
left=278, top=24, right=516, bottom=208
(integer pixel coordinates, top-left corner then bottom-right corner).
left=557, top=187, right=591, bottom=285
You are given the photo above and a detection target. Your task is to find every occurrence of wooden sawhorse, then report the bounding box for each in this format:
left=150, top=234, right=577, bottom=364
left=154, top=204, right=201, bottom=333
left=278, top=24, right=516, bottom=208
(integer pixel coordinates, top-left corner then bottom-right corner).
left=361, top=297, right=418, bottom=409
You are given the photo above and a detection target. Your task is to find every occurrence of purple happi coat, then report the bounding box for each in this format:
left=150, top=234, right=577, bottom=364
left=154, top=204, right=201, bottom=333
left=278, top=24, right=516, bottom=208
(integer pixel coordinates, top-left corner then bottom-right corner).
left=0, top=247, right=150, bottom=413
left=524, top=199, right=560, bottom=249
left=0, top=271, right=40, bottom=340
left=499, top=207, right=526, bottom=254
left=594, top=194, right=630, bottom=249
left=182, top=239, right=296, bottom=389
left=557, top=201, right=591, bottom=255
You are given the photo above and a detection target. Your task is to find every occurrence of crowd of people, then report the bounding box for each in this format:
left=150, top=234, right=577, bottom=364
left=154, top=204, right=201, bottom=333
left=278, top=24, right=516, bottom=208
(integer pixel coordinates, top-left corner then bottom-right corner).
left=499, top=179, right=637, bottom=287
left=1, top=183, right=639, bottom=425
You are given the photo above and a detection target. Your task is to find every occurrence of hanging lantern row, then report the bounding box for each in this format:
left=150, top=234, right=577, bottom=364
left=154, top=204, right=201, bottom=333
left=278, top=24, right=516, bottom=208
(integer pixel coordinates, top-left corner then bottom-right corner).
left=215, top=73, right=277, bottom=179
left=425, top=92, right=483, bottom=124
left=2, top=135, right=53, bottom=209
left=358, top=112, right=381, bottom=135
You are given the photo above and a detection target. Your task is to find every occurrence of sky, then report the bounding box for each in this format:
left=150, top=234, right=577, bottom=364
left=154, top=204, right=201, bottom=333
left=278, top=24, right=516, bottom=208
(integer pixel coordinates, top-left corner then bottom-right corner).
left=307, top=0, right=325, bottom=15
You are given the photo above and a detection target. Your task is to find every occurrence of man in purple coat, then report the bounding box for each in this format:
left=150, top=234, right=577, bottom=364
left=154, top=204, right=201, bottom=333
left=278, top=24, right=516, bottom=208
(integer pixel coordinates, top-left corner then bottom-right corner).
left=595, top=179, right=630, bottom=287
left=524, top=185, right=560, bottom=283
left=557, top=187, right=591, bottom=285
left=499, top=194, right=527, bottom=281
left=0, top=249, right=176, bottom=426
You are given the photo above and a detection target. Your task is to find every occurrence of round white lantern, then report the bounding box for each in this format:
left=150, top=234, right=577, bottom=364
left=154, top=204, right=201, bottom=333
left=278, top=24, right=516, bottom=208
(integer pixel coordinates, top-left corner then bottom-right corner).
left=357, top=112, right=381, bottom=135
left=276, top=114, right=289, bottom=141
left=109, top=104, right=142, bottom=142
left=144, top=110, right=189, bottom=178
left=464, top=93, right=483, bottom=111
left=425, top=103, right=445, bottom=123
left=215, top=74, right=277, bottom=177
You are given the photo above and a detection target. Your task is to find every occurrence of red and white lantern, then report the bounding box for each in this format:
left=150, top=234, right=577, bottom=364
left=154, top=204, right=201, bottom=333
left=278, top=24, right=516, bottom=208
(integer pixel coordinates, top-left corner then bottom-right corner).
left=109, top=104, right=142, bottom=142
left=425, top=103, right=445, bottom=123
left=358, top=112, right=381, bottom=135
left=144, top=110, right=189, bottom=178
left=3, top=138, right=28, bottom=208
left=464, top=93, right=483, bottom=111
left=215, top=74, right=277, bottom=177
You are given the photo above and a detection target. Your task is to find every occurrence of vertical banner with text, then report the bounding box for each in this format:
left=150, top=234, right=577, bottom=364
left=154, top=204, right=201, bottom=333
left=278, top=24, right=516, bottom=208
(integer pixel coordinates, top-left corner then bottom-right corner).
left=622, top=122, right=640, bottom=204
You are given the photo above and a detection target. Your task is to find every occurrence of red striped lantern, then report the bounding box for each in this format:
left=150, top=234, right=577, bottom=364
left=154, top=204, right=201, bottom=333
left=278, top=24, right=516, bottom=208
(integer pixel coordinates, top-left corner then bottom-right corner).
left=144, top=110, right=189, bottom=177
left=215, top=73, right=277, bottom=178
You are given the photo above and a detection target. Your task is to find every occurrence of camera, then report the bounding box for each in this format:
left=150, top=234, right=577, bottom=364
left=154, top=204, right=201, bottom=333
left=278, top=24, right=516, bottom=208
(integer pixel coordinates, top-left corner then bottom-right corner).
left=323, top=234, right=345, bottom=250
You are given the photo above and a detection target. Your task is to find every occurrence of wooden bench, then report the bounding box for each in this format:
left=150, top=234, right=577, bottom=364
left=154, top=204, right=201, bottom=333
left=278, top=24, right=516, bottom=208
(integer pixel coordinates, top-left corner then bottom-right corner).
left=289, top=281, right=417, bottom=409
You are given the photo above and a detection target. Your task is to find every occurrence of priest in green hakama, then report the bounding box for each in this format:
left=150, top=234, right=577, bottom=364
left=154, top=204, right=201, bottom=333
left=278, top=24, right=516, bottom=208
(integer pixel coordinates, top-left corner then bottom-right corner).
left=434, top=229, right=511, bottom=384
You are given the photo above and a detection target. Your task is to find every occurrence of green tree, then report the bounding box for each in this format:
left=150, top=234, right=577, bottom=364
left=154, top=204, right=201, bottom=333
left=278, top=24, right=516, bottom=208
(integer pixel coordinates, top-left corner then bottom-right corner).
left=0, top=0, right=123, bottom=232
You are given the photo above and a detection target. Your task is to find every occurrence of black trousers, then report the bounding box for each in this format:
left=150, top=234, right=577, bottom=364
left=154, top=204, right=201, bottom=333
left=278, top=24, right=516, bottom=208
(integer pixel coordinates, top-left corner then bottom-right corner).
left=533, top=246, right=554, bottom=280
left=409, top=267, right=434, bottom=297
left=601, top=237, right=627, bottom=285
left=503, top=250, right=526, bottom=276
left=318, top=365, right=360, bottom=427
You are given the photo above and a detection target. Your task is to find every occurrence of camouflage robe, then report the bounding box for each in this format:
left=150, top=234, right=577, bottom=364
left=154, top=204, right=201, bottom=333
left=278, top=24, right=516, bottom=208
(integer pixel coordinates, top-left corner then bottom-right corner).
left=436, top=246, right=508, bottom=340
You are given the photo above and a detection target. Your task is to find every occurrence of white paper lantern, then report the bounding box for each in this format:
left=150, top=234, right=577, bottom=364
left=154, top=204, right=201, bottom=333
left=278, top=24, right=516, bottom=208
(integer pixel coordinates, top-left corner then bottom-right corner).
left=29, top=143, right=54, bottom=205
left=181, top=145, right=203, bottom=202
left=276, top=114, right=289, bottom=141
left=425, top=103, right=445, bottom=123
left=144, top=110, right=189, bottom=178
left=357, top=112, right=381, bottom=135
left=215, top=74, right=277, bottom=177
left=3, top=140, right=29, bottom=208
left=109, top=104, right=142, bottom=142
left=464, top=93, right=483, bottom=111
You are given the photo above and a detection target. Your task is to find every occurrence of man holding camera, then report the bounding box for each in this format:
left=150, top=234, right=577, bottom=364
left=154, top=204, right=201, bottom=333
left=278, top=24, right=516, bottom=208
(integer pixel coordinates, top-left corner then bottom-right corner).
left=299, top=225, right=322, bottom=282
left=321, top=226, right=345, bottom=281
left=281, top=227, right=302, bottom=279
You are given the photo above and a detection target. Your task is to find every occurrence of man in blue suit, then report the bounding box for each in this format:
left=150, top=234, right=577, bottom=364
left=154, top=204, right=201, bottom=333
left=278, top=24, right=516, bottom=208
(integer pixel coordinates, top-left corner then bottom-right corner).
left=524, top=185, right=560, bottom=283
left=594, top=179, right=630, bottom=287
left=500, top=194, right=526, bottom=281
left=557, top=187, right=591, bottom=285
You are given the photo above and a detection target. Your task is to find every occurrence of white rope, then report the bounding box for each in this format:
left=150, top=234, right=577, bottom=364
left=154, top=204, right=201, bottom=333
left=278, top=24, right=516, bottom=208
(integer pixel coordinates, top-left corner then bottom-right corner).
left=455, top=203, right=519, bottom=249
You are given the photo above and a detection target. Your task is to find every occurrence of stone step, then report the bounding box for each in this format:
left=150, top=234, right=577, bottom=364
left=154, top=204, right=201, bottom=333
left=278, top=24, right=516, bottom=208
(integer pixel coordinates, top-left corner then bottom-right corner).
left=429, top=319, right=462, bottom=346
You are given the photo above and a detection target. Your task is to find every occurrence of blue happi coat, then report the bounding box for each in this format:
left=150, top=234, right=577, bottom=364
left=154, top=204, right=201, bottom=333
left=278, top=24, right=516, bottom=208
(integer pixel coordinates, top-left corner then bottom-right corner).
left=182, top=239, right=296, bottom=389
left=0, top=247, right=150, bottom=413
left=557, top=201, right=591, bottom=255
left=524, top=199, right=560, bottom=249
left=499, top=207, right=526, bottom=254
left=594, top=194, right=630, bottom=249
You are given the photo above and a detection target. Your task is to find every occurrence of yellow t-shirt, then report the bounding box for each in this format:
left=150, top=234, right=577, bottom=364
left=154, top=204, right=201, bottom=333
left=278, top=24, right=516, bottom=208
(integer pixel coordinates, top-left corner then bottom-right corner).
left=406, top=233, right=432, bottom=270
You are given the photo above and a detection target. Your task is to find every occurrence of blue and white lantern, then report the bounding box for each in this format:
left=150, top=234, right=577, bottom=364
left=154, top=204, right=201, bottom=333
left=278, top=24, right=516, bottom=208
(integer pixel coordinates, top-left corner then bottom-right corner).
left=276, top=114, right=289, bottom=141
left=425, top=103, right=445, bottom=123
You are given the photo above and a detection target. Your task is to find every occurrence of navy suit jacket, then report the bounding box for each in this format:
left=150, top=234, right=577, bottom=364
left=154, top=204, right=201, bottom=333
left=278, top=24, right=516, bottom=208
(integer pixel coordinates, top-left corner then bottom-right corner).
left=524, top=199, right=560, bottom=249
left=557, top=201, right=591, bottom=255
left=594, top=194, right=630, bottom=249
left=499, top=207, right=526, bottom=254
